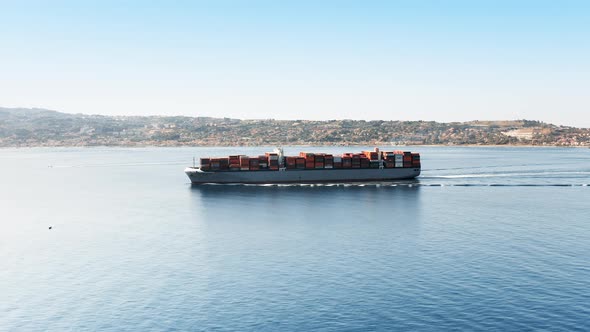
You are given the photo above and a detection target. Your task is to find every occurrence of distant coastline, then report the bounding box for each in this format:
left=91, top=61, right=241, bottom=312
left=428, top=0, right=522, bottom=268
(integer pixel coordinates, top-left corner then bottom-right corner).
left=1, top=107, right=589, bottom=148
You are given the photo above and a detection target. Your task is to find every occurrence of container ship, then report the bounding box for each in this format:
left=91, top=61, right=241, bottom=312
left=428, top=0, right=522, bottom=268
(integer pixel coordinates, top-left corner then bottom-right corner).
left=185, top=147, right=421, bottom=184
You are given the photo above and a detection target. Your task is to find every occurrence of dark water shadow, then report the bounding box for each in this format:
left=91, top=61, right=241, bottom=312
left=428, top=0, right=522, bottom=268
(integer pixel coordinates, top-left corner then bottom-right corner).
left=189, top=179, right=421, bottom=196
left=188, top=180, right=422, bottom=216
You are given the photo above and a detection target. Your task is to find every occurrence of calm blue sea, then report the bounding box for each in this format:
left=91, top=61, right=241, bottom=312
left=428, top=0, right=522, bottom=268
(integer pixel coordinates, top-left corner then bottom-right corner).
left=1, top=146, right=589, bottom=331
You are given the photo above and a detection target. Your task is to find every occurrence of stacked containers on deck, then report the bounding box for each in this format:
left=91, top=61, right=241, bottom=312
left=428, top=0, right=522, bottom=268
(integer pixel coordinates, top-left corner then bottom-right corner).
left=229, top=155, right=240, bottom=171
left=306, top=155, right=315, bottom=169
left=363, top=150, right=379, bottom=160
left=333, top=156, right=342, bottom=168
left=350, top=153, right=361, bottom=168
left=341, top=155, right=352, bottom=168
left=285, top=157, right=297, bottom=169
left=301, top=152, right=315, bottom=169
left=363, top=149, right=381, bottom=169
left=200, top=158, right=211, bottom=171
left=210, top=157, right=229, bottom=171
left=394, top=150, right=404, bottom=168
left=324, top=154, right=334, bottom=168
left=403, top=152, right=412, bottom=168
left=220, top=158, right=229, bottom=170
left=314, top=154, right=325, bottom=169
left=210, top=158, right=220, bottom=170
left=266, top=152, right=279, bottom=170
left=201, top=148, right=420, bottom=172
left=258, top=155, right=268, bottom=169
left=249, top=158, right=260, bottom=171
left=382, top=151, right=395, bottom=168
left=411, top=153, right=421, bottom=168
left=215, top=158, right=222, bottom=170
left=360, top=154, right=370, bottom=168
left=239, top=155, right=249, bottom=171
left=296, top=157, right=306, bottom=169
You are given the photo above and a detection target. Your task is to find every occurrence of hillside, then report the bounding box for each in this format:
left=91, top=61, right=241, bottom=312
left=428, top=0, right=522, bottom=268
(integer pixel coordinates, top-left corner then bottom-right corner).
left=1, top=107, right=589, bottom=147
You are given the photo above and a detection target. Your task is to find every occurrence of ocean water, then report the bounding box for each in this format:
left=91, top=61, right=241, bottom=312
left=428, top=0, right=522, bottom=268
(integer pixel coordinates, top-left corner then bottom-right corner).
left=1, top=146, right=589, bottom=331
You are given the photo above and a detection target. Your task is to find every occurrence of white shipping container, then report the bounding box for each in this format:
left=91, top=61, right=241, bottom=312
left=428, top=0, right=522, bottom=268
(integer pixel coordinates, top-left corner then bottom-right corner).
left=394, top=155, right=403, bottom=161
left=395, top=162, right=403, bottom=168
left=333, top=156, right=342, bottom=162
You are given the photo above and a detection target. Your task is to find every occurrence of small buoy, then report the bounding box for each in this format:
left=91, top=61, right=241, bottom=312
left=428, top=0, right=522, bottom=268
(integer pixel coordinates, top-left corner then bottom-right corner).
left=49, top=226, right=52, bottom=230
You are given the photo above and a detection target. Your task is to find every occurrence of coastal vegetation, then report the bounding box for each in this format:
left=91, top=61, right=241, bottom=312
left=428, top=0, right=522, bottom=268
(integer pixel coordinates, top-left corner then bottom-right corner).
left=1, top=107, right=589, bottom=147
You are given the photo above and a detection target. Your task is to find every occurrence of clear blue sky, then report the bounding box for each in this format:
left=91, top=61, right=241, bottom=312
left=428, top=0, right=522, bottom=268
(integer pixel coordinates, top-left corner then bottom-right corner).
left=1, top=0, right=589, bottom=127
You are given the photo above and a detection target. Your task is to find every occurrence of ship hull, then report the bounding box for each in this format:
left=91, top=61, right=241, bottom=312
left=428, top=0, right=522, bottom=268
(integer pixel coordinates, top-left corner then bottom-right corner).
left=185, top=167, right=420, bottom=184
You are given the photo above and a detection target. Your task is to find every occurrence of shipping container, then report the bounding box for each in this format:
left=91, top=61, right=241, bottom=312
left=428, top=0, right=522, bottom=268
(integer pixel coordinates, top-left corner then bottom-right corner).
left=363, top=151, right=379, bottom=160
left=360, top=158, right=370, bottom=168
left=196, top=148, right=419, bottom=174
left=248, top=158, right=259, bottom=171
left=200, top=158, right=211, bottom=170
left=239, top=160, right=249, bottom=170
left=228, top=155, right=240, bottom=162
left=324, top=155, right=333, bottom=165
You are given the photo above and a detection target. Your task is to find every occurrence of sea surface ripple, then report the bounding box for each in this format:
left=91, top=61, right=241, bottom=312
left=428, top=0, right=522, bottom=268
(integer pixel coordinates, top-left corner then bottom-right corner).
left=1, top=146, right=589, bottom=331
